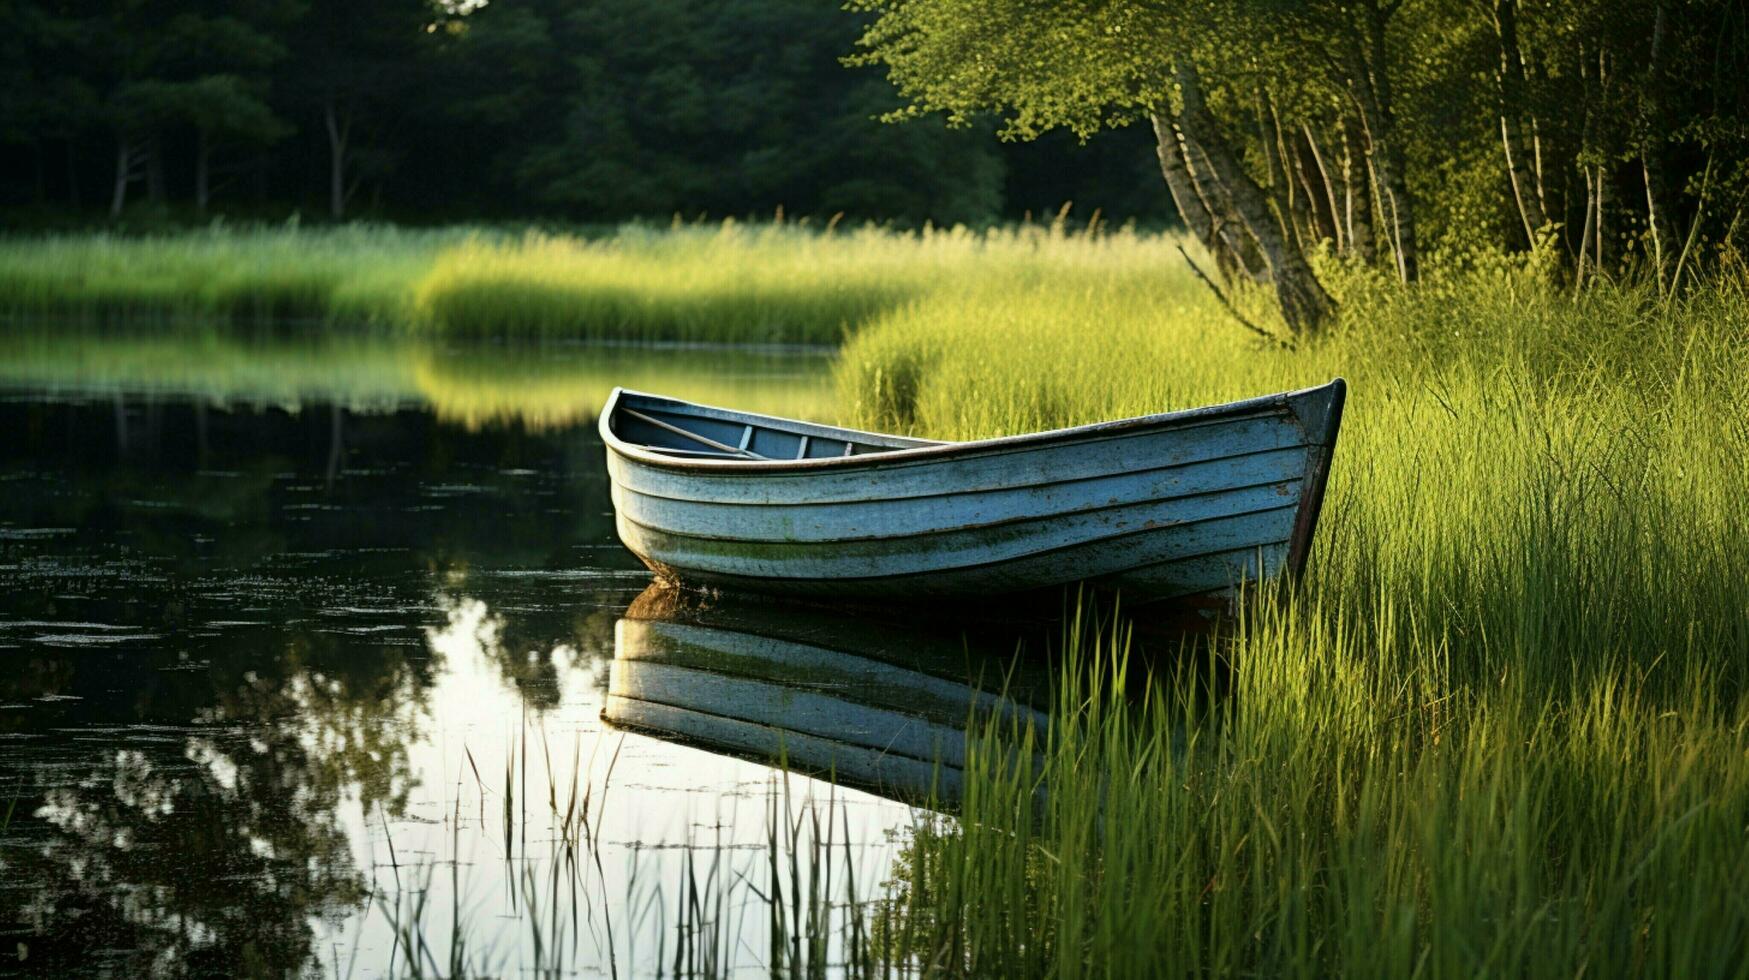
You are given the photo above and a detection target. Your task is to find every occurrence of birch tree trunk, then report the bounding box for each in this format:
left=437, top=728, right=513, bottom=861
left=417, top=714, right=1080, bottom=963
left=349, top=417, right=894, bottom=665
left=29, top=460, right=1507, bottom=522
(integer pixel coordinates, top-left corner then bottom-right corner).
left=1641, top=4, right=1679, bottom=278
left=1302, top=125, right=1345, bottom=252
left=1493, top=0, right=1550, bottom=246
left=1348, top=0, right=1420, bottom=282
left=1295, top=126, right=1340, bottom=248
left=1150, top=112, right=1266, bottom=284
left=1342, top=117, right=1376, bottom=263
left=110, top=135, right=137, bottom=218
left=1257, top=90, right=1304, bottom=251
left=1176, top=59, right=1334, bottom=333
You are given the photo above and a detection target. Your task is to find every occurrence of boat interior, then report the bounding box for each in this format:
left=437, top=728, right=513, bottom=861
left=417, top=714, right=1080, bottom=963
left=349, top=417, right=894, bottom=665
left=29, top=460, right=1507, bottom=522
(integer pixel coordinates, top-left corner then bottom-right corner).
left=608, top=390, right=936, bottom=461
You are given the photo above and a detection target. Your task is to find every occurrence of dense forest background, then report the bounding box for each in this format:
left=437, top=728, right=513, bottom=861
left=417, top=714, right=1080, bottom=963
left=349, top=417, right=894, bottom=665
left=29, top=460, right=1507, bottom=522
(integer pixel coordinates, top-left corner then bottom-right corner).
left=0, top=0, right=1171, bottom=227
left=1, top=0, right=1745, bottom=332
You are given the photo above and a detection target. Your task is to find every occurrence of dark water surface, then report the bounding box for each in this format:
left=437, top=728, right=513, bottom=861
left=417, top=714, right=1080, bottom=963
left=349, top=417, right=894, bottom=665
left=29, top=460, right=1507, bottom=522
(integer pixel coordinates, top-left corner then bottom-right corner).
left=0, top=347, right=1051, bottom=978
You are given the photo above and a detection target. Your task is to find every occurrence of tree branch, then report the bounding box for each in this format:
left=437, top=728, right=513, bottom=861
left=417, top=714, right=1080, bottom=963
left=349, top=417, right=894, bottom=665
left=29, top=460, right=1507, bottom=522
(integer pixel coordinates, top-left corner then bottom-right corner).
left=1176, top=244, right=1295, bottom=350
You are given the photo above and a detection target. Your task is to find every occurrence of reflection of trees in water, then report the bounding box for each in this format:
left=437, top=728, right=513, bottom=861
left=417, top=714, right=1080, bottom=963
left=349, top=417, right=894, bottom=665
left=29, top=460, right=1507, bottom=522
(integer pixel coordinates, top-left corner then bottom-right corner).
left=0, top=393, right=637, bottom=973
left=0, top=627, right=436, bottom=977
left=428, top=590, right=619, bottom=711
left=17, top=748, right=362, bottom=977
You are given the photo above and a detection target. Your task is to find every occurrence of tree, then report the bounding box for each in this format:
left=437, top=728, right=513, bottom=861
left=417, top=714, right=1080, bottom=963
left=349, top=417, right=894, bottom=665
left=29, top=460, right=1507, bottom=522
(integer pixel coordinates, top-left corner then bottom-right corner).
left=286, top=0, right=429, bottom=218
left=478, top=0, right=1004, bottom=224
left=153, top=3, right=300, bottom=212
left=851, top=0, right=1338, bottom=332
left=0, top=2, right=101, bottom=206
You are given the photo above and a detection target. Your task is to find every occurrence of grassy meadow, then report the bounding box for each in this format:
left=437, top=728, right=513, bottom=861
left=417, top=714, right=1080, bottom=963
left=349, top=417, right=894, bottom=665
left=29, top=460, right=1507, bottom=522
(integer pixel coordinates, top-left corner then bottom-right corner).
left=5, top=224, right=1748, bottom=974
left=835, top=250, right=1749, bottom=975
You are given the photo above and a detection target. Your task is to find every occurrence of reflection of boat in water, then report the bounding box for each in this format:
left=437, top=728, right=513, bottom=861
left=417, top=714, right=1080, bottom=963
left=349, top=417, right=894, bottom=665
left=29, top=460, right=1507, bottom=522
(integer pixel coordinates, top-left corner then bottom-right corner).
left=602, top=585, right=1053, bottom=805
left=600, top=381, right=1345, bottom=608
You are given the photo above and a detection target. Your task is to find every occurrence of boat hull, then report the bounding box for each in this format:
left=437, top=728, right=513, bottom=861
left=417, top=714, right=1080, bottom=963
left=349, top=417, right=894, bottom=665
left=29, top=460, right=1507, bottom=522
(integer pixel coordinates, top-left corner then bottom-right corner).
left=601, top=380, right=1344, bottom=606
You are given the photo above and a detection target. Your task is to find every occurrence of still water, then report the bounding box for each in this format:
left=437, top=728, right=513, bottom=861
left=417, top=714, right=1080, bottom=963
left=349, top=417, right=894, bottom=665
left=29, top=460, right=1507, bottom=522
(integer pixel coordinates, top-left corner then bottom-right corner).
left=0, top=338, right=1055, bottom=978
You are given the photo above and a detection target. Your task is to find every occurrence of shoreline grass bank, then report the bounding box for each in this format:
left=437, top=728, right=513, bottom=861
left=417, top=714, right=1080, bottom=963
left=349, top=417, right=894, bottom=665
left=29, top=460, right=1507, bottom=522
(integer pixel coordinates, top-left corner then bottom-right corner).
left=839, top=258, right=1749, bottom=975
left=0, top=220, right=1199, bottom=344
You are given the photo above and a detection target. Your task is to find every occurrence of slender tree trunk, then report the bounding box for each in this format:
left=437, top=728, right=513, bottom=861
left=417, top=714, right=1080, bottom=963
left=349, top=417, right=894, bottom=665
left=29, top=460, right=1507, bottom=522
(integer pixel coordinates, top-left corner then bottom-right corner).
left=1529, top=114, right=1546, bottom=206
left=110, top=136, right=132, bottom=218
left=1183, top=134, right=1270, bottom=283
left=1347, top=0, right=1419, bottom=281
left=1151, top=112, right=1265, bottom=284
left=1151, top=112, right=1222, bottom=267
left=1365, top=151, right=1397, bottom=267
left=1493, top=0, right=1549, bottom=247
left=1291, top=128, right=1338, bottom=247
left=325, top=97, right=349, bottom=220
left=1341, top=117, right=1376, bottom=263
left=1301, top=123, right=1344, bottom=252
left=1573, top=40, right=1595, bottom=268
left=1592, top=48, right=1610, bottom=276
left=1641, top=4, right=1679, bottom=279
left=1265, top=100, right=1322, bottom=249
left=1290, top=145, right=1322, bottom=246
left=1567, top=162, right=1581, bottom=259
left=1575, top=167, right=1595, bottom=287
left=1176, top=58, right=1334, bottom=333
left=1256, top=89, right=1303, bottom=250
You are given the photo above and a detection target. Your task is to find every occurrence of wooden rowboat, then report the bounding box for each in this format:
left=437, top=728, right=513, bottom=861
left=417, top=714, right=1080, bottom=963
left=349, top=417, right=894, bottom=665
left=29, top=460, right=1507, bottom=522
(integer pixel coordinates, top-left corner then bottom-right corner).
left=601, top=379, right=1345, bottom=608
left=602, top=585, right=1051, bottom=806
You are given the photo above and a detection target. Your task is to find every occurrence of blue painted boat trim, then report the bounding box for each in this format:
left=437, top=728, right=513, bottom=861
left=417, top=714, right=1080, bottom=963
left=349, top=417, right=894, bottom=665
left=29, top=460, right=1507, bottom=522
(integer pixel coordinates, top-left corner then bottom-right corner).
left=602, top=382, right=1341, bottom=473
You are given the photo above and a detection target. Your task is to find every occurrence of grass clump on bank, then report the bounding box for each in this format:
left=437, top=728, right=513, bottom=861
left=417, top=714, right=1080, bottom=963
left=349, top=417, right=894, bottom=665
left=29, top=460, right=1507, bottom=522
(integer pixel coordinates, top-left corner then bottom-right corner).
left=842, top=257, right=1749, bottom=975
left=409, top=224, right=924, bottom=343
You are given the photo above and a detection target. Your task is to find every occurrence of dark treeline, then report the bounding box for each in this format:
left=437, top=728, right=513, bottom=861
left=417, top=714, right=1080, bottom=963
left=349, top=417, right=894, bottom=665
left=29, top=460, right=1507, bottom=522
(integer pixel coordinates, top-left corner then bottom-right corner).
left=0, top=0, right=1172, bottom=227
left=858, top=0, right=1749, bottom=331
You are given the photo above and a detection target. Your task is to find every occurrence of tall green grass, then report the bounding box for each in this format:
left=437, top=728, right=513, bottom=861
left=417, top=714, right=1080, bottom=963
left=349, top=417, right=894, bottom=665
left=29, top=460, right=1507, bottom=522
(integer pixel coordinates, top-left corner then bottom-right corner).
left=408, top=219, right=1197, bottom=343
left=0, top=217, right=1187, bottom=342
left=0, top=224, right=446, bottom=326
left=841, top=254, right=1749, bottom=975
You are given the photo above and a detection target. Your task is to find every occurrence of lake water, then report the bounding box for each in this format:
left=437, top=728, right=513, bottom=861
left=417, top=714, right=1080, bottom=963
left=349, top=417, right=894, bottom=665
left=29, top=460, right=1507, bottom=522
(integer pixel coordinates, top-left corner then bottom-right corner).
left=0, top=336, right=1059, bottom=978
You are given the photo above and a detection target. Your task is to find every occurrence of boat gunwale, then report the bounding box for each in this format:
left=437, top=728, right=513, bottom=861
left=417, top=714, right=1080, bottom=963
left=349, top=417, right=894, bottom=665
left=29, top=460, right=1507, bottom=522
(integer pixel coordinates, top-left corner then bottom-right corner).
left=599, top=380, right=1346, bottom=474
